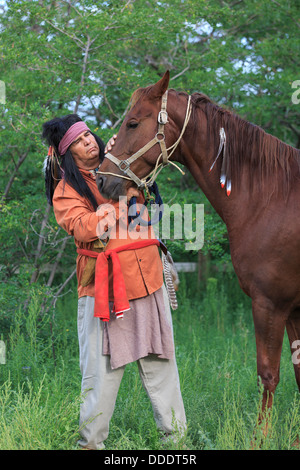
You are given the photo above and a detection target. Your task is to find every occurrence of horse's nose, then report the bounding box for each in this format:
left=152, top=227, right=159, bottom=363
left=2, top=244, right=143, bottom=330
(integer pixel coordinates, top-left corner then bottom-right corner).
left=96, top=174, right=106, bottom=194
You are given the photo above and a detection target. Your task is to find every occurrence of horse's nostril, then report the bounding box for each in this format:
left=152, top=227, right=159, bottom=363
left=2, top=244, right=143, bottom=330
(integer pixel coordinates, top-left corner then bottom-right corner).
left=96, top=175, right=106, bottom=192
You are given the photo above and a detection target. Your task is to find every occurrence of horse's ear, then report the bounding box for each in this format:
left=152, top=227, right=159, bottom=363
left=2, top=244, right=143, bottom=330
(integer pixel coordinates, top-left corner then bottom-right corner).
left=149, top=70, right=170, bottom=100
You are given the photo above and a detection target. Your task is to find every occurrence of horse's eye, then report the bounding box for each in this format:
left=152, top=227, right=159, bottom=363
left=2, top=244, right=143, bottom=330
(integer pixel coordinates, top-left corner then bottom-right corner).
left=127, top=121, right=139, bottom=129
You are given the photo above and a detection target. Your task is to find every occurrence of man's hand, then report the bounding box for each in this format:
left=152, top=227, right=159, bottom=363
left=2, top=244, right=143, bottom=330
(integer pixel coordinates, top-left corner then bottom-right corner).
left=105, top=134, right=117, bottom=153
left=126, top=186, right=140, bottom=202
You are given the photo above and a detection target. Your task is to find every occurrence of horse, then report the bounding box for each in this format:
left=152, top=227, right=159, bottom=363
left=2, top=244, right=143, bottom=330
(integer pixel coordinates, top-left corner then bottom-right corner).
left=96, top=70, right=300, bottom=421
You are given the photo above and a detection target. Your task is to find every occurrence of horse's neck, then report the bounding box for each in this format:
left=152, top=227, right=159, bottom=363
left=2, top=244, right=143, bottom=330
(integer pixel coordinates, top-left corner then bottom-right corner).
left=174, top=109, right=249, bottom=228
left=183, top=152, right=230, bottom=220
left=174, top=116, right=228, bottom=220
left=170, top=93, right=300, bottom=250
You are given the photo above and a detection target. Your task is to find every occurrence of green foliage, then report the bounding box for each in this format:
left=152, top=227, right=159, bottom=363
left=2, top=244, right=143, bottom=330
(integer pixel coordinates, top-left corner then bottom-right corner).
left=0, top=272, right=299, bottom=450
left=0, top=377, right=81, bottom=450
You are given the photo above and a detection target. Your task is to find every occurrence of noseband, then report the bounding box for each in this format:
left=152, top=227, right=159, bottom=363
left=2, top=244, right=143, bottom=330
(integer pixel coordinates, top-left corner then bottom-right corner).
left=97, top=90, right=192, bottom=190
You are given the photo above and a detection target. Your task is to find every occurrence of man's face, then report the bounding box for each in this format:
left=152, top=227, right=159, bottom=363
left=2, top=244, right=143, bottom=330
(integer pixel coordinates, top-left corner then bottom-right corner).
left=69, top=130, right=100, bottom=169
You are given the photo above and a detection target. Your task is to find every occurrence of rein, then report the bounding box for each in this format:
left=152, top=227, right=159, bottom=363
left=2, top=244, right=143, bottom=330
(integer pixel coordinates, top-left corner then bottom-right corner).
left=97, top=90, right=192, bottom=190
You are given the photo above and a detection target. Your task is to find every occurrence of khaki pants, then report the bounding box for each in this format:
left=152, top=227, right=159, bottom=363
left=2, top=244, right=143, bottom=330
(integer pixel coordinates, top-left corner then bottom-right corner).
left=77, top=292, right=186, bottom=450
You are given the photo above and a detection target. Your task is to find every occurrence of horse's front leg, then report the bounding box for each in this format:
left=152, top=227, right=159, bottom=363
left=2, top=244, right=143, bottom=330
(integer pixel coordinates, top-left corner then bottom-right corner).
left=251, top=298, right=287, bottom=424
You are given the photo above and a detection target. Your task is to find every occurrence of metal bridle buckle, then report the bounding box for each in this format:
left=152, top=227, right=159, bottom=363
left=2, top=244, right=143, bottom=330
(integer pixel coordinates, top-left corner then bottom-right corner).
left=158, top=110, right=168, bottom=125
left=118, top=160, right=130, bottom=173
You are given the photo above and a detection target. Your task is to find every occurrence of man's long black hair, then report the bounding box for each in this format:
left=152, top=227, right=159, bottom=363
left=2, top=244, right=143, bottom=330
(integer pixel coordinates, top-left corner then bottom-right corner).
left=42, top=114, right=105, bottom=210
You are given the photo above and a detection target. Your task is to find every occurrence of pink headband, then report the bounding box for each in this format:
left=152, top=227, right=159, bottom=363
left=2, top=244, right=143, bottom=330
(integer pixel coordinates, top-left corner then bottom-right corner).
left=58, top=121, right=90, bottom=155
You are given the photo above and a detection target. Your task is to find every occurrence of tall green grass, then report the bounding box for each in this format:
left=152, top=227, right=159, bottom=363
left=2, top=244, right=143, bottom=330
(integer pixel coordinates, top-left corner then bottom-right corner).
left=0, top=272, right=299, bottom=450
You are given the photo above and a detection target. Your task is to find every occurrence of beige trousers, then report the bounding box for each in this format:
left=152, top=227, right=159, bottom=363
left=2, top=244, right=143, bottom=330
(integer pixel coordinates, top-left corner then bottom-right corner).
left=77, top=291, right=186, bottom=450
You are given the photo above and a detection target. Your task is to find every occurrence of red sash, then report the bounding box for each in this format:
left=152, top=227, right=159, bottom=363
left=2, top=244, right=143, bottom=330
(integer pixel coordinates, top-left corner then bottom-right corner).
left=77, top=239, right=161, bottom=321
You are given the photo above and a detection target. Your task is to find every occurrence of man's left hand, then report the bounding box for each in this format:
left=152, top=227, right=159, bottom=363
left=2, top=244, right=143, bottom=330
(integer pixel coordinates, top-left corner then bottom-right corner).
left=105, top=134, right=117, bottom=153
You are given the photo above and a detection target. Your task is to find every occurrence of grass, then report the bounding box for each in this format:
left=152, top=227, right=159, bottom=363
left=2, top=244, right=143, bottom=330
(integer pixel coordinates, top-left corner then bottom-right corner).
left=0, top=271, right=299, bottom=450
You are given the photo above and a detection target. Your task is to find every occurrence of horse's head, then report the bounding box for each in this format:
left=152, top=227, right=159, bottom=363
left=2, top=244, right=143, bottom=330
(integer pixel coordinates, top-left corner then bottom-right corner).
left=97, top=70, right=180, bottom=200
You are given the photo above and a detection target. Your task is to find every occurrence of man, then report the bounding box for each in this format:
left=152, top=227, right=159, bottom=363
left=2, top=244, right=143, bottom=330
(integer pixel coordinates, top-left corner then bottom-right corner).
left=42, top=114, right=186, bottom=450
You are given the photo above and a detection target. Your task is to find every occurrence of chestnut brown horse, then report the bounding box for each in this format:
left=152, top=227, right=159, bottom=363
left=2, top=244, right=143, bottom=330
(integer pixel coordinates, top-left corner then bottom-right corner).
left=97, top=70, right=300, bottom=416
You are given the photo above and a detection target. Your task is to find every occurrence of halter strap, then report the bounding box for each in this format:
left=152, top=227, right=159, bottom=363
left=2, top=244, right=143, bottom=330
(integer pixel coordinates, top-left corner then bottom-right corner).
left=157, top=90, right=169, bottom=166
left=97, top=90, right=191, bottom=189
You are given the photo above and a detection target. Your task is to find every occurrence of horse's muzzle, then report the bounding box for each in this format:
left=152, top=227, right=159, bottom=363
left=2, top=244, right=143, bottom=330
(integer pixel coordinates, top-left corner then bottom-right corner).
left=96, top=173, right=126, bottom=200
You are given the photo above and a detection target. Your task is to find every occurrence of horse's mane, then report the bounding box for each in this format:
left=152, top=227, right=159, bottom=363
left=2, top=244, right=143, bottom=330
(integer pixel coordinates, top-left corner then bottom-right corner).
left=183, top=90, right=300, bottom=197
